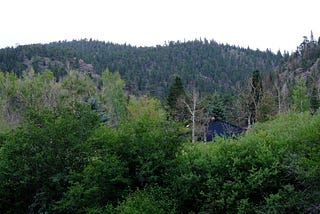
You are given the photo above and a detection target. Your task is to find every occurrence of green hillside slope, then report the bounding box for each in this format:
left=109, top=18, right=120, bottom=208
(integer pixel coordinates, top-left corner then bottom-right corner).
left=0, top=39, right=283, bottom=98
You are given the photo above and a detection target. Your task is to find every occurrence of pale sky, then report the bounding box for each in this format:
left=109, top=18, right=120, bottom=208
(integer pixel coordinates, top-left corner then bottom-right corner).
left=1, top=0, right=319, bottom=53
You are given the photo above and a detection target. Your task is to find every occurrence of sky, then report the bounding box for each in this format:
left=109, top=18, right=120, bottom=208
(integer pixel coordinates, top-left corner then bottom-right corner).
left=1, top=0, right=320, bottom=53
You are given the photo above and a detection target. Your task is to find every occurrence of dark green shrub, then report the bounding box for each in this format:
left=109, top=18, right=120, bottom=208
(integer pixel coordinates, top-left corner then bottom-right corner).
left=169, top=112, right=320, bottom=213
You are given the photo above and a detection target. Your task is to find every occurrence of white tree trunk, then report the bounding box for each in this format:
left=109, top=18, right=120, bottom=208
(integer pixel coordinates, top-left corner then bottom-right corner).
left=184, top=88, right=198, bottom=143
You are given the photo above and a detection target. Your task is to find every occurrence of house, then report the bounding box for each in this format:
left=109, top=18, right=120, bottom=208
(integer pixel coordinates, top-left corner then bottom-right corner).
left=206, top=116, right=243, bottom=141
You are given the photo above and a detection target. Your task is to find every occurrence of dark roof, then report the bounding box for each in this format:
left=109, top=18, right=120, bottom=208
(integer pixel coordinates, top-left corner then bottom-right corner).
left=206, top=119, right=243, bottom=141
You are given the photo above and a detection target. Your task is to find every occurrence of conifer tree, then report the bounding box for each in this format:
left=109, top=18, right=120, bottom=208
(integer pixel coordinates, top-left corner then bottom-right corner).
left=292, top=77, right=310, bottom=112
left=310, top=86, right=319, bottom=115
left=249, top=70, right=263, bottom=125
left=167, top=76, right=187, bottom=121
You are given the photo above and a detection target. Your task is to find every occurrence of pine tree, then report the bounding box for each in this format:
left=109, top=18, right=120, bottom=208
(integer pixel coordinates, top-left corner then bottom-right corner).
left=292, top=77, right=310, bottom=112
left=249, top=70, right=263, bottom=125
left=201, top=93, right=226, bottom=120
left=167, top=76, right=187, bottom=121
left=310, top=86, right=319, bottom=115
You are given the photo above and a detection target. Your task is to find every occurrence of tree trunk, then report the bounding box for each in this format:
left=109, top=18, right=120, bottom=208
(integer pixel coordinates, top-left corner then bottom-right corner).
left=184, top=88, right=198, bottom=143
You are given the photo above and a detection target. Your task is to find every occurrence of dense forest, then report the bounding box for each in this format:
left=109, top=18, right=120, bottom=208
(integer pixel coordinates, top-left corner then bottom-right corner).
left=0, top=39, right=284, bottom=98
left=0, top=35, right=320, bottom=213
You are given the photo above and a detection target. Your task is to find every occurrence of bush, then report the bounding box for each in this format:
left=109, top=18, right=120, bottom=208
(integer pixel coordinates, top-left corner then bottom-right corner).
left=54, top=96, right=184, bottom=213
left=115, top=187, right=176, bottom=214
left=169, top=112, right=320, bottom=213
left=0, top=104, right=99, bottom=213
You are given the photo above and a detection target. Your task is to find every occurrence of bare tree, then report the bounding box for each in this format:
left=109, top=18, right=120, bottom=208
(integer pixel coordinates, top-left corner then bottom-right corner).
left=179, top=86, right=207, bottom=143
left=232, top=74, right=262, bottom=129
left=228, top=82, right=250, bottom=127
left=274, top=79, right=282, bottom=114
left=182, top=87, right=198, bottom=143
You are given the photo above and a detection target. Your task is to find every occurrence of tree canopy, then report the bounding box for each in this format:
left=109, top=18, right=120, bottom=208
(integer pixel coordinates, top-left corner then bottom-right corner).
left=1, top=34, right=320, bottom=213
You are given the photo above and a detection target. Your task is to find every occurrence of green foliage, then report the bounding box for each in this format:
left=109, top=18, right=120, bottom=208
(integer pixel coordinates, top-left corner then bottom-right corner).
left=310, top=86, right=319, bottom=114
left=166, top=76, right=187, bottom=121
left=249, top=69, right=263, bottom=124
left=1, top=62, right=319, bottom=214
left=53, top=153, right=128, bottom=213
left=99, top=68, right=128, bottom=127
left=167, top=76, right=185, bottom=103
left=0, top=39, right=282, bottom=98
left=115, top=187, right=176, bottom=214
left=296, top=33, right=320, bottom=70
left=54, top=96, right=184, bottom=213
left=201, top=93, right=227, bottom=120
left=169, top=112, right=320, bottom=213
left=0, top=69, right=62, bottom=129
left=0, top=71, right=20, bottom=129
left=252, top=70, right=263, bottom=101
left=292, top=77, right=310, bottom=112
left=0, top=68, right=130, bottom=130
left=257, top=92, right=277, bottom=122
left=0, top=104, right=99, bottom=213
left=122, top=96, right=183, bottom=185
left=61, top=70, right=96, bottom=105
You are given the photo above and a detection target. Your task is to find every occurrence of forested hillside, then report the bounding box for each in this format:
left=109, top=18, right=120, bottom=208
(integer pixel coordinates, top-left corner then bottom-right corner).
left=1, top=35, right=320, bottom=213
left=0, top=68, right=319, bottom=213
left=255, top=33, right=320, bottom=118
left=0, top=39, right=283, bottom=98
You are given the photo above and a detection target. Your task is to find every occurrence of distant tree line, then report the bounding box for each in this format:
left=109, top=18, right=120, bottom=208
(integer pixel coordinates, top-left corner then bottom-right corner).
left=0, top=39, right=283, bottom=99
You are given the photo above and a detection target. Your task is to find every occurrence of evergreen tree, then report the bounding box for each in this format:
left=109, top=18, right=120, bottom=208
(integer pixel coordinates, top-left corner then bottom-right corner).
left=201, top=93, right=226, bottom=120
left=0, top=39, right=283, bottom=99
left=167, top=76, right=187, bottom=121
left=249, top=70, right=263, bottom=125
left=292, top=77, right=310, bottom=112
left=310, top=86, right=319, bottom=115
